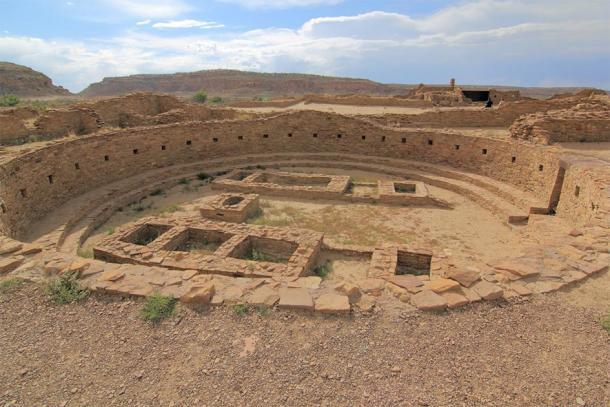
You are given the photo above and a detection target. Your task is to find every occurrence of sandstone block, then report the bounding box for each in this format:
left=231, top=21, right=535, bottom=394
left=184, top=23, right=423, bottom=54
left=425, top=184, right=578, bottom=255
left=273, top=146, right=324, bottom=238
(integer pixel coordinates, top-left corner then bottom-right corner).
left=314, top=293, right=350, bottom=314
left=410, top=290, right=447, bottom=311
left=357, top=278, right=385, bottom=296
left=334, top=283, right=361, bottom=304
left=180, top=282, right=215, bottom=304
left=0, top=257, right=24, bottom=274
left=441, top=291, right=469, bottom=308
left=425, top=278, right=460, bottom=293
left=493, top=258, right=540, bottom=278
left=445, top=268, right=480, bottom=287
left=248, top=286, right=280, bottom=307
left=472, top=281, right=503, bottom=300
left=383, top=274, right=424, bottom=290
left=278, top=288, right=314, bottom=311
left=98, top=270, right=125, bottom=282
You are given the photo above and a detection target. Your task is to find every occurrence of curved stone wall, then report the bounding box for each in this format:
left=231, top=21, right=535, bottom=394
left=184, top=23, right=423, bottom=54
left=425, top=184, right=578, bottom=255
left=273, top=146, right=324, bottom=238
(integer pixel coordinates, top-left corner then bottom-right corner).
left=0, top=110, right=601, bottom=238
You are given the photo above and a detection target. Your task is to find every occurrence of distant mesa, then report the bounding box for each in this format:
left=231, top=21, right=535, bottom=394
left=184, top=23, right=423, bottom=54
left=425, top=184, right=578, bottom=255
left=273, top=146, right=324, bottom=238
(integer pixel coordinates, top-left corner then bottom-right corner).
left=0, top=62, right=72, bottom=97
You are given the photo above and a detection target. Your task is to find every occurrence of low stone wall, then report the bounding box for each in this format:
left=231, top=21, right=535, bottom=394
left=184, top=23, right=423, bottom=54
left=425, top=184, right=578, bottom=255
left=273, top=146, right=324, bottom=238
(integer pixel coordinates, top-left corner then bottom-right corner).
left=33, top=108, right=102, bottom=139
left=510, top=102, right=610, bottom=144
left=0, top=115, right=29, bottom=144
left=0, top=109, right=598, bottom=238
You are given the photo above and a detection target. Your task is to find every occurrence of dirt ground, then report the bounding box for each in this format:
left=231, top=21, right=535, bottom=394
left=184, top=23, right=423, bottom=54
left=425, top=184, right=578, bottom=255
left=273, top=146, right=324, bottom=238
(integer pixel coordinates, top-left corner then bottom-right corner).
left=0, top=274, right=608, bottom=407
left=234, top=102, right=484, bottom=115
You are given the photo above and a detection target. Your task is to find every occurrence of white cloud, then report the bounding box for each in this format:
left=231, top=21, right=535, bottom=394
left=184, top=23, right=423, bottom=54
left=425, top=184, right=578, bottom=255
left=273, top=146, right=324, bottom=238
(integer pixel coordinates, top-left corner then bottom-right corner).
left=136, top=19, right=151, bottom=26
left=100, top=0, right=192, bottom=18
left=1, top=0, right=608, bottom=91
left=152, top=19, right=224, bottom=29
left=217, top=0, right=343, bottom=9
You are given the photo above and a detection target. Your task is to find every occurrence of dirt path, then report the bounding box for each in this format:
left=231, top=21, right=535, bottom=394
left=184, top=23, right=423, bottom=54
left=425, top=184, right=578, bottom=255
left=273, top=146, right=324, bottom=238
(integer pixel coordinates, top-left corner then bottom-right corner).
left=1, top=280, right=608, bottom=407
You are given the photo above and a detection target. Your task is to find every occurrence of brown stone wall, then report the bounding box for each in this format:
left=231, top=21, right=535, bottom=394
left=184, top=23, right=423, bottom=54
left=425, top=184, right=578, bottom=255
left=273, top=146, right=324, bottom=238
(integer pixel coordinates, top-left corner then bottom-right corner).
left=0, top=115, right=29, bottom=144
left=556, top=156, right=610, bottom=225
left=33, top=108, right=102, bottom=139
left=86, top=93, right=184, bottom=127
left=510, top=102, right=610, bottom=144
left=0, top=110, right=571, bottom=237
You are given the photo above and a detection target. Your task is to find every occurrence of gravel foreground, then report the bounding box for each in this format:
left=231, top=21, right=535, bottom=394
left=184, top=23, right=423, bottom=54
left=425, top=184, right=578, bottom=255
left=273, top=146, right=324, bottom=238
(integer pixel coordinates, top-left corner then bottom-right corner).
left=1, top=283, right=608, bottom=407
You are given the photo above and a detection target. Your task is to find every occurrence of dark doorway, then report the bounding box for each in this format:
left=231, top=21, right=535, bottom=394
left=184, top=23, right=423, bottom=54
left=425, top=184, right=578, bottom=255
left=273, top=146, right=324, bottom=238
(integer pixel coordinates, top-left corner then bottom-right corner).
left=462, top=90, right=490, bottom=102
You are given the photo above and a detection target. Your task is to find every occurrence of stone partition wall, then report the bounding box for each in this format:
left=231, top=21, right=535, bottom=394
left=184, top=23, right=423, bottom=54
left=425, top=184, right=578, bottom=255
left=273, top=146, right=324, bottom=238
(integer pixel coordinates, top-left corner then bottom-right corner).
left=0, top=110, right=587, bottom=237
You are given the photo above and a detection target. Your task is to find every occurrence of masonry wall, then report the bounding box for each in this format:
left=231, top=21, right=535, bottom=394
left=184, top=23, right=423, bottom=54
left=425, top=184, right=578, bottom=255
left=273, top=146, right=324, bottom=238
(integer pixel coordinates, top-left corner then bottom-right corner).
left=0, top=110, right=573, bottom=237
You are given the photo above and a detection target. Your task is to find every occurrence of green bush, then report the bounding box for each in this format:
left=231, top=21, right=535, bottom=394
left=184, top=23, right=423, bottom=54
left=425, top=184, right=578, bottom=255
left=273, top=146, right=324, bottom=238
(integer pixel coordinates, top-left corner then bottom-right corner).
left=0, top=94, right=19, bottom=107
left=140, top=293, right=176, bottom=323
left=0, top=278, right=25, bottom=294
left=45, top=271, right=89, bottom=304
left=313, top=262, right=330, bottom=278
left=233, top=303, right=249, bottom=316
left=193, top=91, right=207, bottom=104
left=211, top=96, right=223, bottom=104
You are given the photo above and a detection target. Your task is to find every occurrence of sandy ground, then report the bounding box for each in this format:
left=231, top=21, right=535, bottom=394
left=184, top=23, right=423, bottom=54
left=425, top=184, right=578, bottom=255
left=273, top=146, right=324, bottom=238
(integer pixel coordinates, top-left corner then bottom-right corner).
left=0, top=275, right=608, bottom=407
left=81, top=168, right=532, bottom=272
left=556, top=142, right=610, bottom=162
left=233, top=102, right=484, bottom=115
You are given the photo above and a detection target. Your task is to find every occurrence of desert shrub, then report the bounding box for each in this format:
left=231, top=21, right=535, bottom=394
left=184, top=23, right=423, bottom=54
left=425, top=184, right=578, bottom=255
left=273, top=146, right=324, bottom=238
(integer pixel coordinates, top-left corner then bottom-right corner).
left=211, top=96, right=223, bottom=104
left=193, top=91, right=207, bottom=104
left=140, top=293, right=176, bottom=323
left=0, top=278, right=25, bottom=294
left=196, top=172, right=211, bottom=181
left=44, top=271, right=89, bottom=304
left=313, top=262, right=330, bottom=278
left=77, top=247, right=93, bottom=258
left=150, top=188, right=164, bottom=196
left=0, top=94, right=19, bottom=107
left=233, top=303, right=249, bottom=316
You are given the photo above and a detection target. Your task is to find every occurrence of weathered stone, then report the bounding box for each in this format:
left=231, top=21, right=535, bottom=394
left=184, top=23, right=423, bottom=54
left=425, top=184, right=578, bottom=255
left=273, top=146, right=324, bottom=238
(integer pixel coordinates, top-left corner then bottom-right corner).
left=181, top=270, right=199, bottom=280
left=0, top=242, right=23, bottom=255
left=210, top=295, right=224, bottom=306
left=357, top=278, right=385, bottom=296
left=16, top=244, right=43, bottom=255
left=248, top=286, right=280, bottom=307
left=445, top=268, right=480, bottom=287
left=180, top=282, right=215, bottom=304
left=355, top=294, right=376, bottom=312
left=97, top=270, right=125, bottom=282
left=222, top=285, right=245, bottom=302
left=410, top=290, right=447, bottom=311
left=568, top=229, right=584, bottom=237
left=293, top=276, right=322, bottom=289
left=426, top=278, right=460, bottom=293
left=383, top=274, right=424, bottom=290
left=441, top=291, right=469, bottom=308
left=164, top=277, right=182, bottom=286
left=461, top=287, right=481, bottom=303
left=471, top=281, right=503, bottom=300
left=314, top=293, right=350, bottom=314
left=0, top=257, right=24, bottom=274
left=334, top=283, right=361, bottom=304
left=278, top=288, right=314, bottom=311
left=493, top=258, right=540, bottom=278
left=506, top=282, right=532, bottom=296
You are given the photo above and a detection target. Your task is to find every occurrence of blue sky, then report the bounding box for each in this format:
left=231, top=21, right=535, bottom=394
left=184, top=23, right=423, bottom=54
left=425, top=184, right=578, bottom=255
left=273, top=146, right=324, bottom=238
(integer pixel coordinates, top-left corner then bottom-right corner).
left=0, top=0, right=608, bottom=92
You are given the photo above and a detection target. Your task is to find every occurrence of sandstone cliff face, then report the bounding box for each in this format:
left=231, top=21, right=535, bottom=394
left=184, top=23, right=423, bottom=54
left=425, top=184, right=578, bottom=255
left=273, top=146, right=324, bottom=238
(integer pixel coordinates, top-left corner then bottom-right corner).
left=79, top=70, right=410, bottom=98
left=0, top=62, right=71, bottom=97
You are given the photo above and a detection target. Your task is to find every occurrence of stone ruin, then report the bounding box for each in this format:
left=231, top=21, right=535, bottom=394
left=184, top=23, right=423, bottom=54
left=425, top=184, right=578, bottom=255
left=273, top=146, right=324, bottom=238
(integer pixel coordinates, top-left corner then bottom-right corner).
left=0, top=88, right=608, bottom=314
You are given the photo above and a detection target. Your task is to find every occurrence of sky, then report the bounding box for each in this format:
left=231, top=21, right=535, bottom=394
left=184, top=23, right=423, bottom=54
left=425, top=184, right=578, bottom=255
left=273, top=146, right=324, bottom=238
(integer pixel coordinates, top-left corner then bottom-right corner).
left=0, top=0, right=609, bottom=92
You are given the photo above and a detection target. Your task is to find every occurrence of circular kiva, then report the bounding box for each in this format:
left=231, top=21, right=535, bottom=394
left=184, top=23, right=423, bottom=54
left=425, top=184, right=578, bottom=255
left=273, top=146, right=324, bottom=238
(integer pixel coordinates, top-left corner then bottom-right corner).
left=0, top=110, right=608, bottom=313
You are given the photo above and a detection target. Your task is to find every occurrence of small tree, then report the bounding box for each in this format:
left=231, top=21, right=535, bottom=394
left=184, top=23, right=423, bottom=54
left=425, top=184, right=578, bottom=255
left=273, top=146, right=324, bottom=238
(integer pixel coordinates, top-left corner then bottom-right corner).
left=193, top=91, right=207, bottom=103
left=0, top=94, right=19, bottom=107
